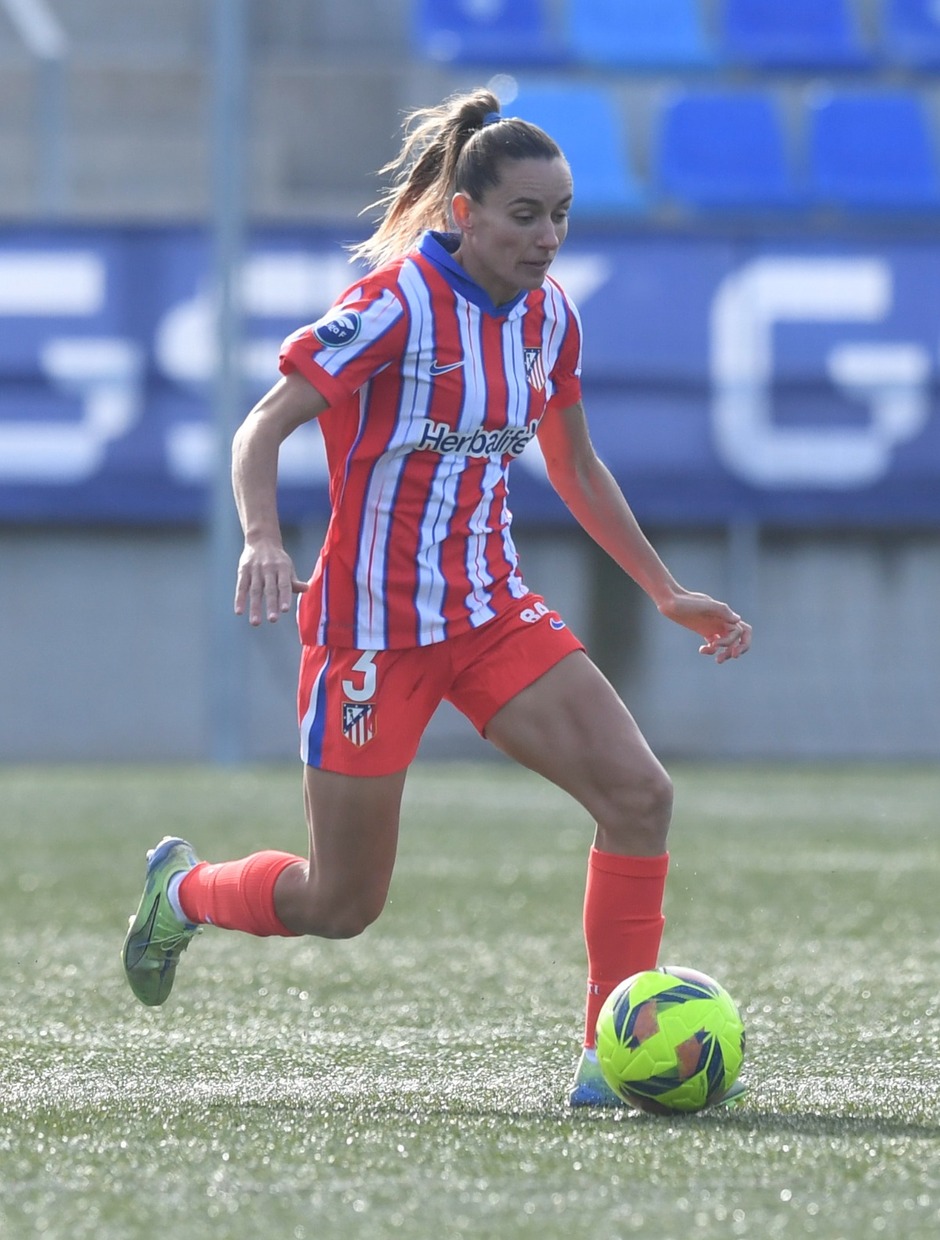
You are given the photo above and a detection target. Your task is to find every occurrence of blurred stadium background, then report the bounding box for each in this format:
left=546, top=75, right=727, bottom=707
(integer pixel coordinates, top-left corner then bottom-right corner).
left=2, top=0, right=940, bottom=763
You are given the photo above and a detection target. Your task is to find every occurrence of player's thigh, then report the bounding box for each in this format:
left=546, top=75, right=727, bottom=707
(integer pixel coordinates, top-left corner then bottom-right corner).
left=297, top=642, right=450, bottom=926
left=301, top=764, right=408, bottom=927
left=483, top=651, right=673, bottom=844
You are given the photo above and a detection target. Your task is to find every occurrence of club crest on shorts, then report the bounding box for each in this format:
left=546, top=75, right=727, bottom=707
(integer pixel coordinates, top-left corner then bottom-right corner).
left=313, top=310, right=361, bottom=347
left=342, top=700, right=376, bottom=747
left=523, top=347, right=546, bottom=391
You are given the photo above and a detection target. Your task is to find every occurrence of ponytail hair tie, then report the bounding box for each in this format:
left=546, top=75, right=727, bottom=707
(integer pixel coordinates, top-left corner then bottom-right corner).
left=483, top=111, right=502, bottom=127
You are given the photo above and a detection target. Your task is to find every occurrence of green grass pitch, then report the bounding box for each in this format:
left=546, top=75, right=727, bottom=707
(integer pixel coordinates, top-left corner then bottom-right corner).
left=1, top=761, right=939, bottom=1239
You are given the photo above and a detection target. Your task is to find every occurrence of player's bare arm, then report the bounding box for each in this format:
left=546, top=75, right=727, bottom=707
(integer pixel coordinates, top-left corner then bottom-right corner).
left=232, top=370, right=330, bottom=625
left=537, top=401, right=751, bottom=662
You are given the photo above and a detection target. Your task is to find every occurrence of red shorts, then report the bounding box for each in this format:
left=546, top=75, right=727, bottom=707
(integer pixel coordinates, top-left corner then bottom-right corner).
left=297, top=593, right=584, bottom=776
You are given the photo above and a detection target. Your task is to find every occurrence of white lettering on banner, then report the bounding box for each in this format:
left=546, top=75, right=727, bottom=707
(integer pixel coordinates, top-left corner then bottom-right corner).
left=0, top=253, right=104, bottom=315
left=0, top=247, right=601, bottom=490
left=0, top=337, right=143, bottom=483
left=0, top=251, right=145, bottom=482
left=543, top=254, right=611, bottom=307
left=155, top=253, right=359, bottom=385
left=710, top=257, right=931, bottom=489
left=157, top=252, right=357, bottom=486
left=167, top=420, right=329, bottom=485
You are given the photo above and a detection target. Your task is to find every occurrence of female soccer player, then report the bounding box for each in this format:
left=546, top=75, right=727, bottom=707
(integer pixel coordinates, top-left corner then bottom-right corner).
left=122, top=87, right=751, bottom=1107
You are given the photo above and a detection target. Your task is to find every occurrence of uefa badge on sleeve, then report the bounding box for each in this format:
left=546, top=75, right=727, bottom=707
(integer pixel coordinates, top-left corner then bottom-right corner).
left=313, top=310, right=362, bottom=348
left=342, top=700, right=376, bottom=747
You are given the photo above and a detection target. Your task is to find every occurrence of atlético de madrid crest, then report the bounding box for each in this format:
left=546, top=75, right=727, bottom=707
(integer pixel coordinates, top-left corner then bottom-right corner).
left=524, top=347, right=546, bottom=391
left=342, top=700, right=376, bottom=747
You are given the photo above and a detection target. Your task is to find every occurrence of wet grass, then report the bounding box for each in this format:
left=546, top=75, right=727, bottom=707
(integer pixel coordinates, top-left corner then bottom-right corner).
left=1, top=762, right=939, bottom=1239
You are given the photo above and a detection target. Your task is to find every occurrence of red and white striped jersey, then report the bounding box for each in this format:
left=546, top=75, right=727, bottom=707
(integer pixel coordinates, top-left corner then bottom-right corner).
left=279, top=230, right=583, bottom=650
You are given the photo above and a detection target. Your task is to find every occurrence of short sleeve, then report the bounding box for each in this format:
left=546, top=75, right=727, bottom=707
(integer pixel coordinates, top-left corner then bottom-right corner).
left=547, top=286, right=583, bottom=410
left=279, top=278, right=407, bottom=405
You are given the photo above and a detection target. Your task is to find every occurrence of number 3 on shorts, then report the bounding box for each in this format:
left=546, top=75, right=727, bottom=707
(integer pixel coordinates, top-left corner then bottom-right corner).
left=342, top=651, right=378, bottom=702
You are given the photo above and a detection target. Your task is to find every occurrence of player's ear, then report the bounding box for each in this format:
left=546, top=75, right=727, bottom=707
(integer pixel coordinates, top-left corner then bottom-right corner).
left=451, top=192, right=473, bottom=233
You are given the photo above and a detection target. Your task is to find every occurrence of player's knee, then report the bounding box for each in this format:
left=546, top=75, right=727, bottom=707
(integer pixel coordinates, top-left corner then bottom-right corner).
left=598, top=762, right=673, bottom=853
left=295, top=894, right=385, bottom=940
left=649, top=762, right=675, bottom=821
left=640, top=764, right=674, bottom=846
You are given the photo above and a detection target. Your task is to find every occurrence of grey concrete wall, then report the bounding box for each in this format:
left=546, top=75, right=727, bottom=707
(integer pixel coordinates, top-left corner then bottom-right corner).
left=2, top=523, right=938, bottom=763
left=611, top=529, right=940, bottom=760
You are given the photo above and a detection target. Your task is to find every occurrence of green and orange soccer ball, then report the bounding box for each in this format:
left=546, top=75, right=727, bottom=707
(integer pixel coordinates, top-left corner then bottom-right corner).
left=595, top=965, right=746, bottom=1114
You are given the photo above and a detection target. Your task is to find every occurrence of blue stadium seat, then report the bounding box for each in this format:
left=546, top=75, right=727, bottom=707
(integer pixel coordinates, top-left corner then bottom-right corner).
left=656, top=90, right=802, bottom=209
left=566, top=0, right=716, bottom=68
left=509, top=83, right=648, bottom=214
left=884, top=0, right=940, bottom=68
left=721, top=0, right=872, bottom=67
left=808, top=91, right=940, bottom=210
left=412, top=0, right=568, bottom=65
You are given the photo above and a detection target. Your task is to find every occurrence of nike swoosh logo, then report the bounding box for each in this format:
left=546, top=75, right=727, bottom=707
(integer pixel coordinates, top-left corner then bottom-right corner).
left=429, top=360, right=465, bottom=376
left=124, top=896, right=160, bottom=969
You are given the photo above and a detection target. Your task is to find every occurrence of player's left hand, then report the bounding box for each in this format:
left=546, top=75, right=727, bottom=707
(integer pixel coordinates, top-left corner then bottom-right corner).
left=658, top=590, right=752, bottom=664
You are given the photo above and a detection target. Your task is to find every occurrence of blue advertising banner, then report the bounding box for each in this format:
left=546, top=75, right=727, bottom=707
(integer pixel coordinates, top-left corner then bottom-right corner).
left=2, top=226, right=939, bottom=525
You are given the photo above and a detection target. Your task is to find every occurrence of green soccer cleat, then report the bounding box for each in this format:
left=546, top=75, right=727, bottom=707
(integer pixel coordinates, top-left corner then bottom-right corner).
left=568, top=1047, right=749, bottom=1110
left=122, top=836, right=200, bottom=1007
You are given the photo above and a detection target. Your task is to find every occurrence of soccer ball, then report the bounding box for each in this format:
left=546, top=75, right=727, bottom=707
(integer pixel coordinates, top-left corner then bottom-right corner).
left=595, top=965, right=745, bottom=1114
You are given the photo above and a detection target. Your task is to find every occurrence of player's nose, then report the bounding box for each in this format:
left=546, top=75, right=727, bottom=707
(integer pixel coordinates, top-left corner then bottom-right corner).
left=536, top=221, right=561, bottom=251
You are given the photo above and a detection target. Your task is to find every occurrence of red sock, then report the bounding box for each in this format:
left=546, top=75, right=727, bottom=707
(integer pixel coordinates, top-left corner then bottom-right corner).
left=178, top=851, right=303, bottom=937
left=582, top=847, right=669, bottom=1048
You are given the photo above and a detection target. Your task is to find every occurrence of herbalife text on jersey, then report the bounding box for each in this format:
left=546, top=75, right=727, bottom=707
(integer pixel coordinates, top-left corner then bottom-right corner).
left=417, top=417, right=541, bottom=459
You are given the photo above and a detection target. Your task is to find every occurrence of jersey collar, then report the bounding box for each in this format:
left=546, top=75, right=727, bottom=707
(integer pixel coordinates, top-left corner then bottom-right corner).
left=418, top=231, right=528, bottom=318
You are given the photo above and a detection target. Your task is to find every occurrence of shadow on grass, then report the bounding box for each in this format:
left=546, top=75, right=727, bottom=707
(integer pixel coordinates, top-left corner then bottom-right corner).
left=711, top=1108, right=940, bottom=1140
left=322, top=1099, right=940, bottom=1141
left=562, top=1106, right=940, bottom=1141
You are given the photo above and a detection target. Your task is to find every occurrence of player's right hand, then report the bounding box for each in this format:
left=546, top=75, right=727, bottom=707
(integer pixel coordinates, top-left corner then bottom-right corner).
left=234, top=540, right=309, bottom=626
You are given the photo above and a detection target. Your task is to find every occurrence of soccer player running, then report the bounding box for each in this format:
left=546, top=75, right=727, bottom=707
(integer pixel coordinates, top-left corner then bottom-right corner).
left=122, top=87, right=751, bottom=1108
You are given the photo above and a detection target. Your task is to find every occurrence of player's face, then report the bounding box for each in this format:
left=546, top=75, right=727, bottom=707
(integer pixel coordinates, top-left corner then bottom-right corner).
left=452, top=157, right=573, bottom=305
